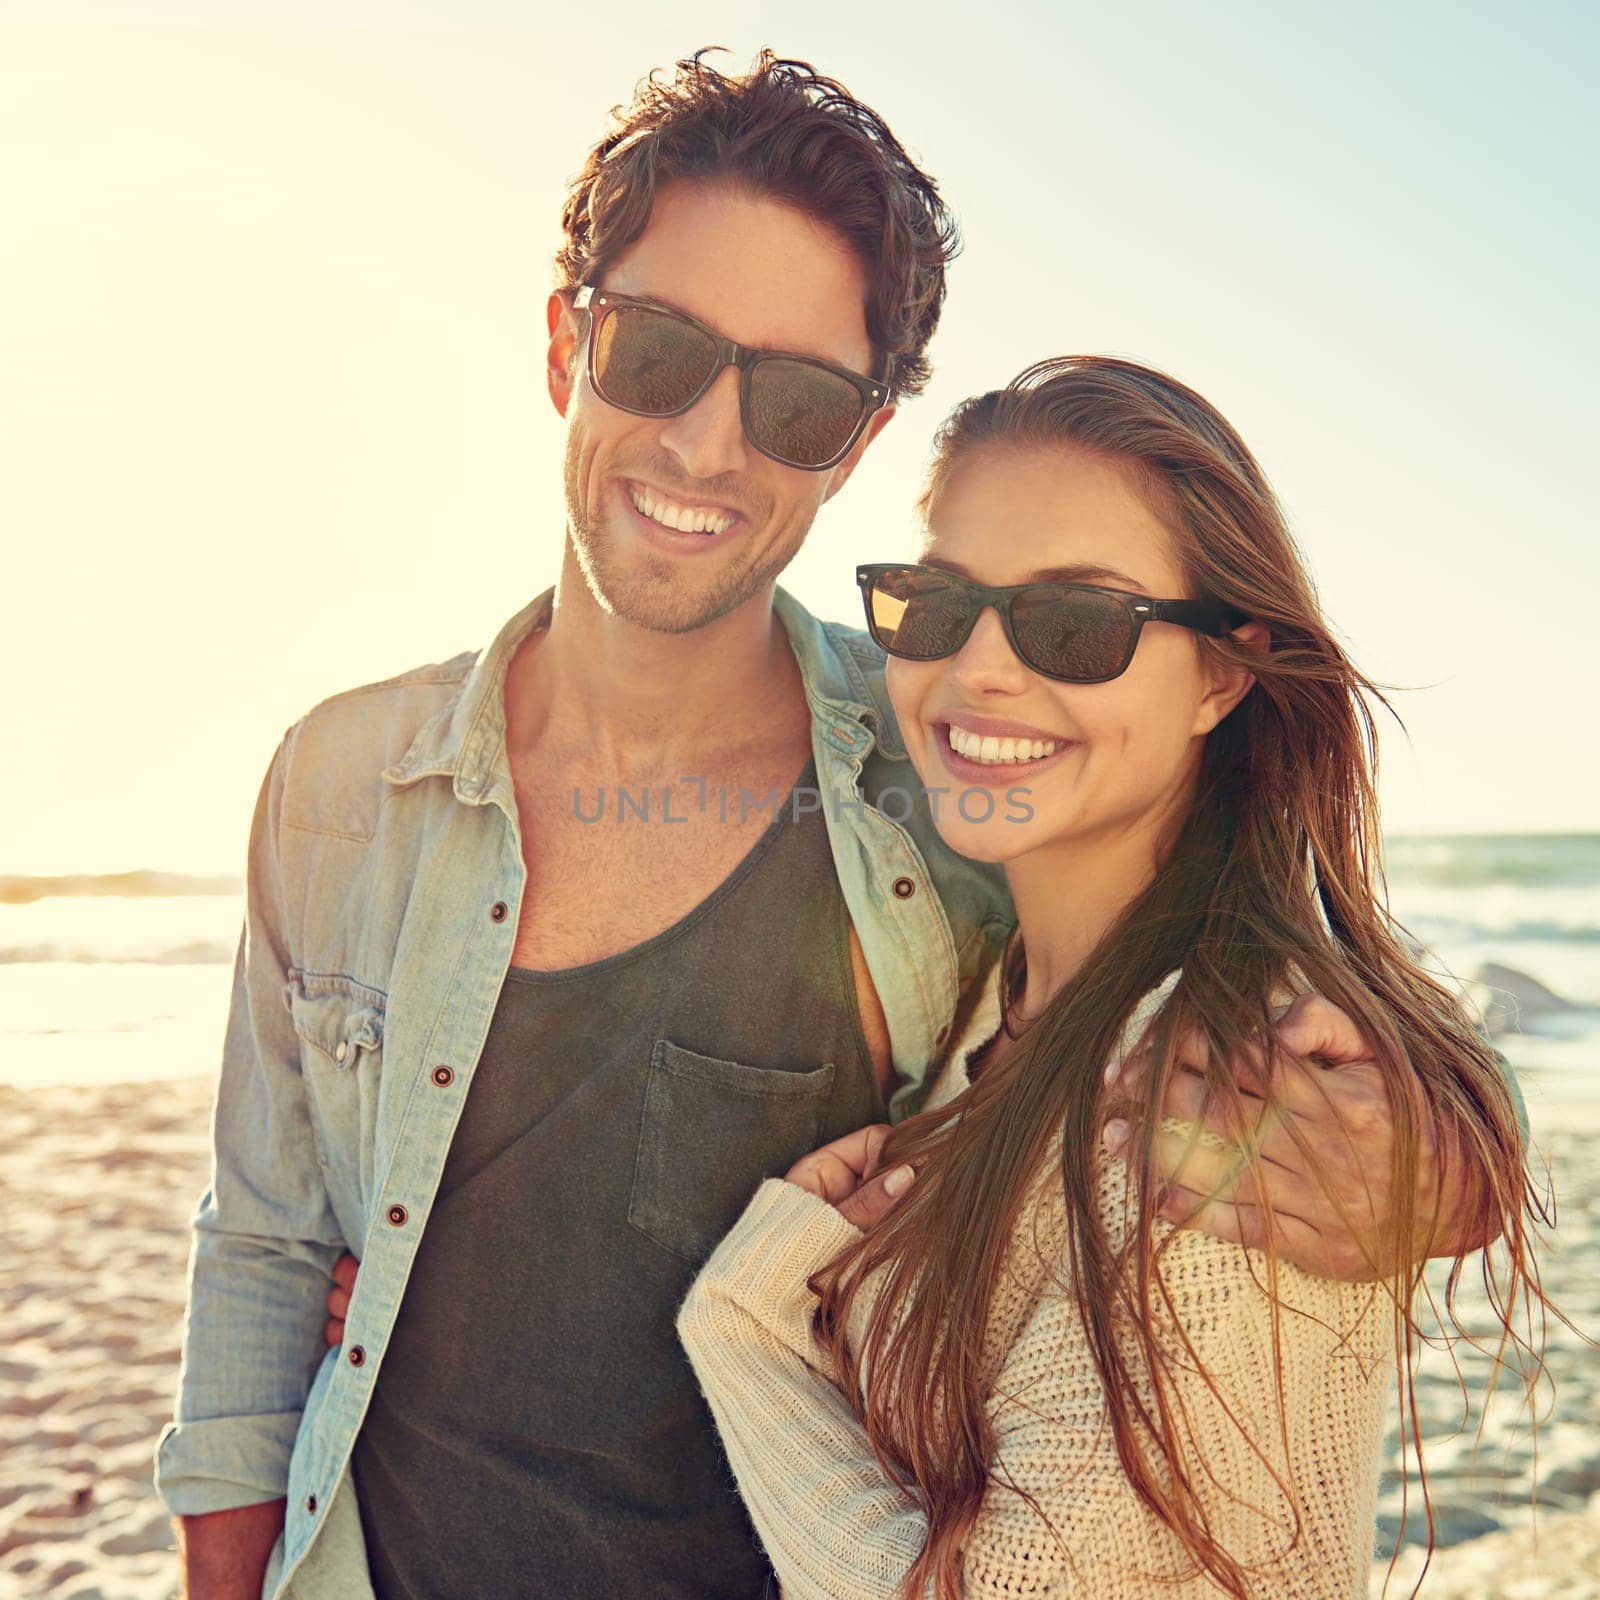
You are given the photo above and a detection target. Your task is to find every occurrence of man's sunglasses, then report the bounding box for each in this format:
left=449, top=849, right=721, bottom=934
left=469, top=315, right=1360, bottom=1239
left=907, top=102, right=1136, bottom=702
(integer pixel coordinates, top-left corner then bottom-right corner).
left=856, top=563, right=1251, bottom=685
left=572, top=285, right=891, bottom=471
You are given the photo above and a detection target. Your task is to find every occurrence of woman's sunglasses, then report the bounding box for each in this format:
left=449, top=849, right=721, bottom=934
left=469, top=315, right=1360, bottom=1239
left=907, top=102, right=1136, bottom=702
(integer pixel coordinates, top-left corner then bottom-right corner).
left=572, top=286, right=891, bottom=471
left=856, top=563, right=1250, bottom=684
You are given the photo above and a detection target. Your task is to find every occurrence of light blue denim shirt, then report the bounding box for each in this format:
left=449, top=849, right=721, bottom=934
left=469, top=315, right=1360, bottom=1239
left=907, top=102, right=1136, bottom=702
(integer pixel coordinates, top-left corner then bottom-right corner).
left=153, top=583, right=1016, bottom=1598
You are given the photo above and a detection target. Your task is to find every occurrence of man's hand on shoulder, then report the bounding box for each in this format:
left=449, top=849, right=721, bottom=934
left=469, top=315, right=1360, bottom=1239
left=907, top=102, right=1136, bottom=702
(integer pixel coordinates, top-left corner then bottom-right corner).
left=1102, top=993, right=1491, bottom=1281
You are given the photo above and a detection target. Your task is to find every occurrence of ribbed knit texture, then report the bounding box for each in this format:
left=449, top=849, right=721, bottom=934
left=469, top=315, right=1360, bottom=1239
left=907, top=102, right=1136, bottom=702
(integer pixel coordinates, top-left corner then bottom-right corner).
left=677, top=964, right=1395, bottom=1599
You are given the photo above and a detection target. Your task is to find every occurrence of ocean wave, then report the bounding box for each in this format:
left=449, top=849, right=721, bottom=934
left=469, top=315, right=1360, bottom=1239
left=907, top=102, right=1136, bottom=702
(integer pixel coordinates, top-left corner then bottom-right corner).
left=0, top=939, right=235, bottom=966
left=1387, top=880, right=1600, bottom=944
left=1384, top=833, right=1600, bottom=889
left=0, top=872, right=241, bottom=906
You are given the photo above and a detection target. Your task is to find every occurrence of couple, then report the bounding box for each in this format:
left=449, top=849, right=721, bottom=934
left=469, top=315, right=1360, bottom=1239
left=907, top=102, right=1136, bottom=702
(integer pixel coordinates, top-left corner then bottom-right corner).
left=156, top=49, right=1536, bottom=1600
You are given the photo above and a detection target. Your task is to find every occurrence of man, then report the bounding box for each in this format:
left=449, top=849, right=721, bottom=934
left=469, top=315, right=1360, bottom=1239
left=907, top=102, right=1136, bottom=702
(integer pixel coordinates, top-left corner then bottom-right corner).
left=156, top=49, right=1520, bottom=1600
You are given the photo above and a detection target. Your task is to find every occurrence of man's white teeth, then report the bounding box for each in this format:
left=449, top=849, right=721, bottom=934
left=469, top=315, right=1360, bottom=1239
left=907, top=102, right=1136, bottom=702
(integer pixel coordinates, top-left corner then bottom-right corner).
left=629, top=486, right=735, bottom=535
left=947, top=725, right=1064, bottom=764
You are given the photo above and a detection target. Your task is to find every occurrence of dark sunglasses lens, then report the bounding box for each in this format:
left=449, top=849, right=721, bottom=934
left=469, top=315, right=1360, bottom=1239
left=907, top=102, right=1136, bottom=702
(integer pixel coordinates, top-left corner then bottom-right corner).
left=592, top=303, right=718, bottom=414
left=747, top=358, right=865, bottom=467
left=866, top=569, right=975, bottom=658
left=1010, top=587, right=1133, bottom=680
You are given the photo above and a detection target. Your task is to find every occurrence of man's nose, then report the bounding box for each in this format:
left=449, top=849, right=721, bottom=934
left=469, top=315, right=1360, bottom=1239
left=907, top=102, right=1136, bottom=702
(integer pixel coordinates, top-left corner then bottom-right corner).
left=655, top=365, right=748, bottom=481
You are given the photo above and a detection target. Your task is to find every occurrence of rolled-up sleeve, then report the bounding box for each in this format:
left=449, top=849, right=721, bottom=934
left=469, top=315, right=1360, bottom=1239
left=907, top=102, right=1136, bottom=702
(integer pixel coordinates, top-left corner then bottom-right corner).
left=154, top=730, right=348, bottom=1515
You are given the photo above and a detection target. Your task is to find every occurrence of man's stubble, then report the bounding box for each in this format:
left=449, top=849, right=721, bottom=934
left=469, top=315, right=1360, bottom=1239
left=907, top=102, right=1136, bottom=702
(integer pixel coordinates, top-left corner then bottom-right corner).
left=562, top=431, right=814, bottom=637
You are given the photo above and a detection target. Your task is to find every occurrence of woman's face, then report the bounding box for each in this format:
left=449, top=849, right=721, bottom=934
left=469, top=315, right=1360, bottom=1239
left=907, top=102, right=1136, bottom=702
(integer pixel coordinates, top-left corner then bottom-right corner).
left=887, top=443, right=1252, bottom=867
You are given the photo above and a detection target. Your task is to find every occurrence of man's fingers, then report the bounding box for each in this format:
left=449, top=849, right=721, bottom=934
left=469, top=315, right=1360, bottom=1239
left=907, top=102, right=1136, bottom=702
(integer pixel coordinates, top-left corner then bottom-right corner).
left=1112, top=1006, right=1374, bottom=1107
left=1270, top=992, right=1371, bottom=1068
left=1156, top=1181, right=1336, bottom=1265
left=323, top=1255, right=358, bottom=1346
left=1111, top=1026, right=1277, bottom=1100
left=1155, top=1068, right=1252, bottom=1149
left=1153, top=1070, right=1301, bottom=1172
left=1156, top=1183, right=1270, bottom=1252
left=834, top=1163, right=916, bottom=1230
left=1148, top=1121, right=1267, bottom=1210
left=1157, top=1177, right=1384, bottom=1281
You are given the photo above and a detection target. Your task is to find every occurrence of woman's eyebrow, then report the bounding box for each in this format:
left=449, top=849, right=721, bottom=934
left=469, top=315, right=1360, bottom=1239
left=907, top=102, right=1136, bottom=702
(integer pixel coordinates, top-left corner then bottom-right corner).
left=920, top=555, right=1149, bottom=589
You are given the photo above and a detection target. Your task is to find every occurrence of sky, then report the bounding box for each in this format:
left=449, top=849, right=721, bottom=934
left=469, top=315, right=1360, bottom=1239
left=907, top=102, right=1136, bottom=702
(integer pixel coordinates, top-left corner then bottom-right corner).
left=2, top=0, right=1596, bottom=875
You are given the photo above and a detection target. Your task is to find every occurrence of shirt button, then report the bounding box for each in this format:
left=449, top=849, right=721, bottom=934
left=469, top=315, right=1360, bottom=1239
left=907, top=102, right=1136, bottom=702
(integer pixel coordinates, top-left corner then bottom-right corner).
left=892, top=876, right=916, bottom=899
left=490, top=900, right=509, bottom=922
left=387, top=1204, right=408, bottom=1226
left=348, top=1345, right=366, bottom=1367
left=432, top=1064, right=455, bottom=1087
left=334, top=1039, right=349, bottom=1064
left=305, top=1494, right=317, bottom=1514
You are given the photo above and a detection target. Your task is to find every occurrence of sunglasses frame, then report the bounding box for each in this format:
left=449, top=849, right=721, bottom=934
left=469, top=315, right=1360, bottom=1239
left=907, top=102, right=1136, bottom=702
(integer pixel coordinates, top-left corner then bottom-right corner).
left=572, top=285, right=892, bottom=471
left=855, top=562, right=1251, bottom=685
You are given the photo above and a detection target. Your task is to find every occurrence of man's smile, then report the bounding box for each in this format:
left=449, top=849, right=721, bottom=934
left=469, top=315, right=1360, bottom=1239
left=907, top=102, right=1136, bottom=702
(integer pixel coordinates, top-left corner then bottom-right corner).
left=623, top=478, right=741, bottom=537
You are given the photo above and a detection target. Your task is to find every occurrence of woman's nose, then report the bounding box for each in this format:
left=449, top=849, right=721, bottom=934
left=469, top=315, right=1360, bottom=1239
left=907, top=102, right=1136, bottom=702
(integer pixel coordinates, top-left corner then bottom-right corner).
left=948, top=604, right=1031, bottom=688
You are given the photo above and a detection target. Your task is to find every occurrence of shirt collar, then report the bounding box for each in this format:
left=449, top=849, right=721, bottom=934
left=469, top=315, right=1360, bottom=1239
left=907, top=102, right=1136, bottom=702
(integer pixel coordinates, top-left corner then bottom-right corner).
left=381, top=581, right=905, bottom=804
left=380, top=588, right=552, bottom=804
left=771, top=583, right=907, bottom=761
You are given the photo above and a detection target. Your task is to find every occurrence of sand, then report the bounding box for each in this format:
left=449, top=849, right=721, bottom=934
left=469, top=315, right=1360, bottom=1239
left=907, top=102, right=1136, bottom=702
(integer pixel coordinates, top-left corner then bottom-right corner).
left=0, top=1078, right=212, bottom=1600
left=1, top=1075, right=1595, bottom=1600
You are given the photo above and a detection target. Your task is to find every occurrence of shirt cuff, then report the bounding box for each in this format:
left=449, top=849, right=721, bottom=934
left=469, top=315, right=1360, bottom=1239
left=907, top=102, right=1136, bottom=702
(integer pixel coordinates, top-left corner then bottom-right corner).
left=153, top=1411, right=302, bottom=1516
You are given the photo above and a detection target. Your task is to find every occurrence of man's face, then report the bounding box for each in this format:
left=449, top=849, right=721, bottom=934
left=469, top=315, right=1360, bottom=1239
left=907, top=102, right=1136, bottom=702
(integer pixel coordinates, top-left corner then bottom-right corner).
left=548, top=181, right=895, bottom=635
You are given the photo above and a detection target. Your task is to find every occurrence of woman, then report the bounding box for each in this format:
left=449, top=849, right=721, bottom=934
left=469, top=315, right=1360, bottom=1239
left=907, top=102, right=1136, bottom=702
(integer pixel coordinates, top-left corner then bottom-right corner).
left=675, top=357, right=1539, bottom=1599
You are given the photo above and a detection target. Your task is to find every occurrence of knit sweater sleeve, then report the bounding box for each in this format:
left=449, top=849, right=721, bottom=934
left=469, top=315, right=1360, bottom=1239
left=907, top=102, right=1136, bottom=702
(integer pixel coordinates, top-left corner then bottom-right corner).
left=677, top=1169, right=1394, bottom=1600
left=677, top=1178, right=932, bottom=1600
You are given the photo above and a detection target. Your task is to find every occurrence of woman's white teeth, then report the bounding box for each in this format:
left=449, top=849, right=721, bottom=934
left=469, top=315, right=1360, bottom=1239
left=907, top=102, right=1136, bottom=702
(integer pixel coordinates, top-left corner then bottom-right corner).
left=629, top=486, right=735, bottom=535
left=947, top=725, right=1063, bottom=764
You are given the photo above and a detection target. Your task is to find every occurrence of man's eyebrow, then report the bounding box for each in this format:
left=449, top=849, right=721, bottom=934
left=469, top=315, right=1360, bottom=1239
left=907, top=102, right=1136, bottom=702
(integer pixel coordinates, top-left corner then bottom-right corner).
left=919, top=555, right=1150, bottom=590
left=612, top=287, right=855, bottom=369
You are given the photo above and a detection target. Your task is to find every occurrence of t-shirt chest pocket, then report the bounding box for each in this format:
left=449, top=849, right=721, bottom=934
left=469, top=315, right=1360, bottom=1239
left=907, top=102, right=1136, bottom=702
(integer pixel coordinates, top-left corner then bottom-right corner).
left=628, top=1039, right=836, bottom=1264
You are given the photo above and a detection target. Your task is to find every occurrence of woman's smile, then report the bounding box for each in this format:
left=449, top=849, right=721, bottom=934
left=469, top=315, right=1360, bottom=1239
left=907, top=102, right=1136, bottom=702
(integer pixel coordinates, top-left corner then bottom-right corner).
left=931, top=718, right=1079, bottom=784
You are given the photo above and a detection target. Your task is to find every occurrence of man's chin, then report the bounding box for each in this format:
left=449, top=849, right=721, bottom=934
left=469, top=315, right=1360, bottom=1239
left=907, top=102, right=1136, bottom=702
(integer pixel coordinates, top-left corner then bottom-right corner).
left=574, top=531, right=748, bottom=637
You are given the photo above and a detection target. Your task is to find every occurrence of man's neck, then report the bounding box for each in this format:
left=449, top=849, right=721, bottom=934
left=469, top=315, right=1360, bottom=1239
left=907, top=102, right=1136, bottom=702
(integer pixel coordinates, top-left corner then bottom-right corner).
left=502, top=559, right=809, bottom=779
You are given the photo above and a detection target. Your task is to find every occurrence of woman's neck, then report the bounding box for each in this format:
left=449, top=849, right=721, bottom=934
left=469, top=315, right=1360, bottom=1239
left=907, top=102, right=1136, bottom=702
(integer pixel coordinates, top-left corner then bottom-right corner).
left=1002, top=805, right=1180, bottom=1019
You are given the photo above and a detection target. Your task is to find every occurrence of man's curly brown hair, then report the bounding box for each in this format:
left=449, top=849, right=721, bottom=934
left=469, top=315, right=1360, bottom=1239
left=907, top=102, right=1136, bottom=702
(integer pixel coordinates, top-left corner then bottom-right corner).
left=556, top=48, right=958, bottom=400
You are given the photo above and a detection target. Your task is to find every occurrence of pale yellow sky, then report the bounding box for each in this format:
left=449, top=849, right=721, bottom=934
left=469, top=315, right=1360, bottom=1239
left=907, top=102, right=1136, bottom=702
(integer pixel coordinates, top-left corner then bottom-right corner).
left=3, top=7, right=1595, bottom=875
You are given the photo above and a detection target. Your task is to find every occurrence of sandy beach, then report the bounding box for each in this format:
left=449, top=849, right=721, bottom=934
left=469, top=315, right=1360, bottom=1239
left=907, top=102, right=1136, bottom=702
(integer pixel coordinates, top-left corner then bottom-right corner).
left=2, top=1076, right=1596, bottom=1599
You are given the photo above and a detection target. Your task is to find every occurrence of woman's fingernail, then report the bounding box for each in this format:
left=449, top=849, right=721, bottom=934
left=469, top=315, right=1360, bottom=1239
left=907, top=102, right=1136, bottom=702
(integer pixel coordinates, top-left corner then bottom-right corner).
left=884, top=1164, right=916, bottom=1198
left=1104, top=1060, right=1120, bottom=1086
left=1102, top=1119, right=1130, bottom=1153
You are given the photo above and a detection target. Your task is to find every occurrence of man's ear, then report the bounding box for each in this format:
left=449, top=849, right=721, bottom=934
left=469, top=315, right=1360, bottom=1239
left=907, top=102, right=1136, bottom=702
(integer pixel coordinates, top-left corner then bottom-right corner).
left=547, top=290, right=583, bottom=418
left=820, top=404, right=896, bottom=506
left=1192, top=619, right=1269, bottom=735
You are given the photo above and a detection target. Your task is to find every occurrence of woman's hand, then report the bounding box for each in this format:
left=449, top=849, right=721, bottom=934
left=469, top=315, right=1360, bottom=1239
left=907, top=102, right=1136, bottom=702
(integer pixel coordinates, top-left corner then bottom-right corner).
left=324, top=1252, right=359, bottom=1347
left=784, top=1123, right=917, bottom=1230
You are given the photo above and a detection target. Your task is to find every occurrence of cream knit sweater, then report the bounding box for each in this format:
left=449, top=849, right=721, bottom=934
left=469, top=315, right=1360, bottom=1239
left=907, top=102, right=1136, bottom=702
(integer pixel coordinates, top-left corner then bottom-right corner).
left=676, top=964, right=1396, bottom=1599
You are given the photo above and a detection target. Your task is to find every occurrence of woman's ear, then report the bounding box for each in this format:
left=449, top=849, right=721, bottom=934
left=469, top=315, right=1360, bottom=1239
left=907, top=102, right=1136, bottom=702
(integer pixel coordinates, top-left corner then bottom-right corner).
left=1192, top=619, right=1269, bottom=735
left=547, top=290, right=582, bottom=417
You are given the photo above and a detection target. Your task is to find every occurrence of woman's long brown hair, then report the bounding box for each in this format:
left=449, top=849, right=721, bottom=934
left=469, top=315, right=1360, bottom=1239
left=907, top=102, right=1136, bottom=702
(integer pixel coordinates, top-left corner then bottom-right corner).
left=810, top=356, right=1550, bottom=1597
